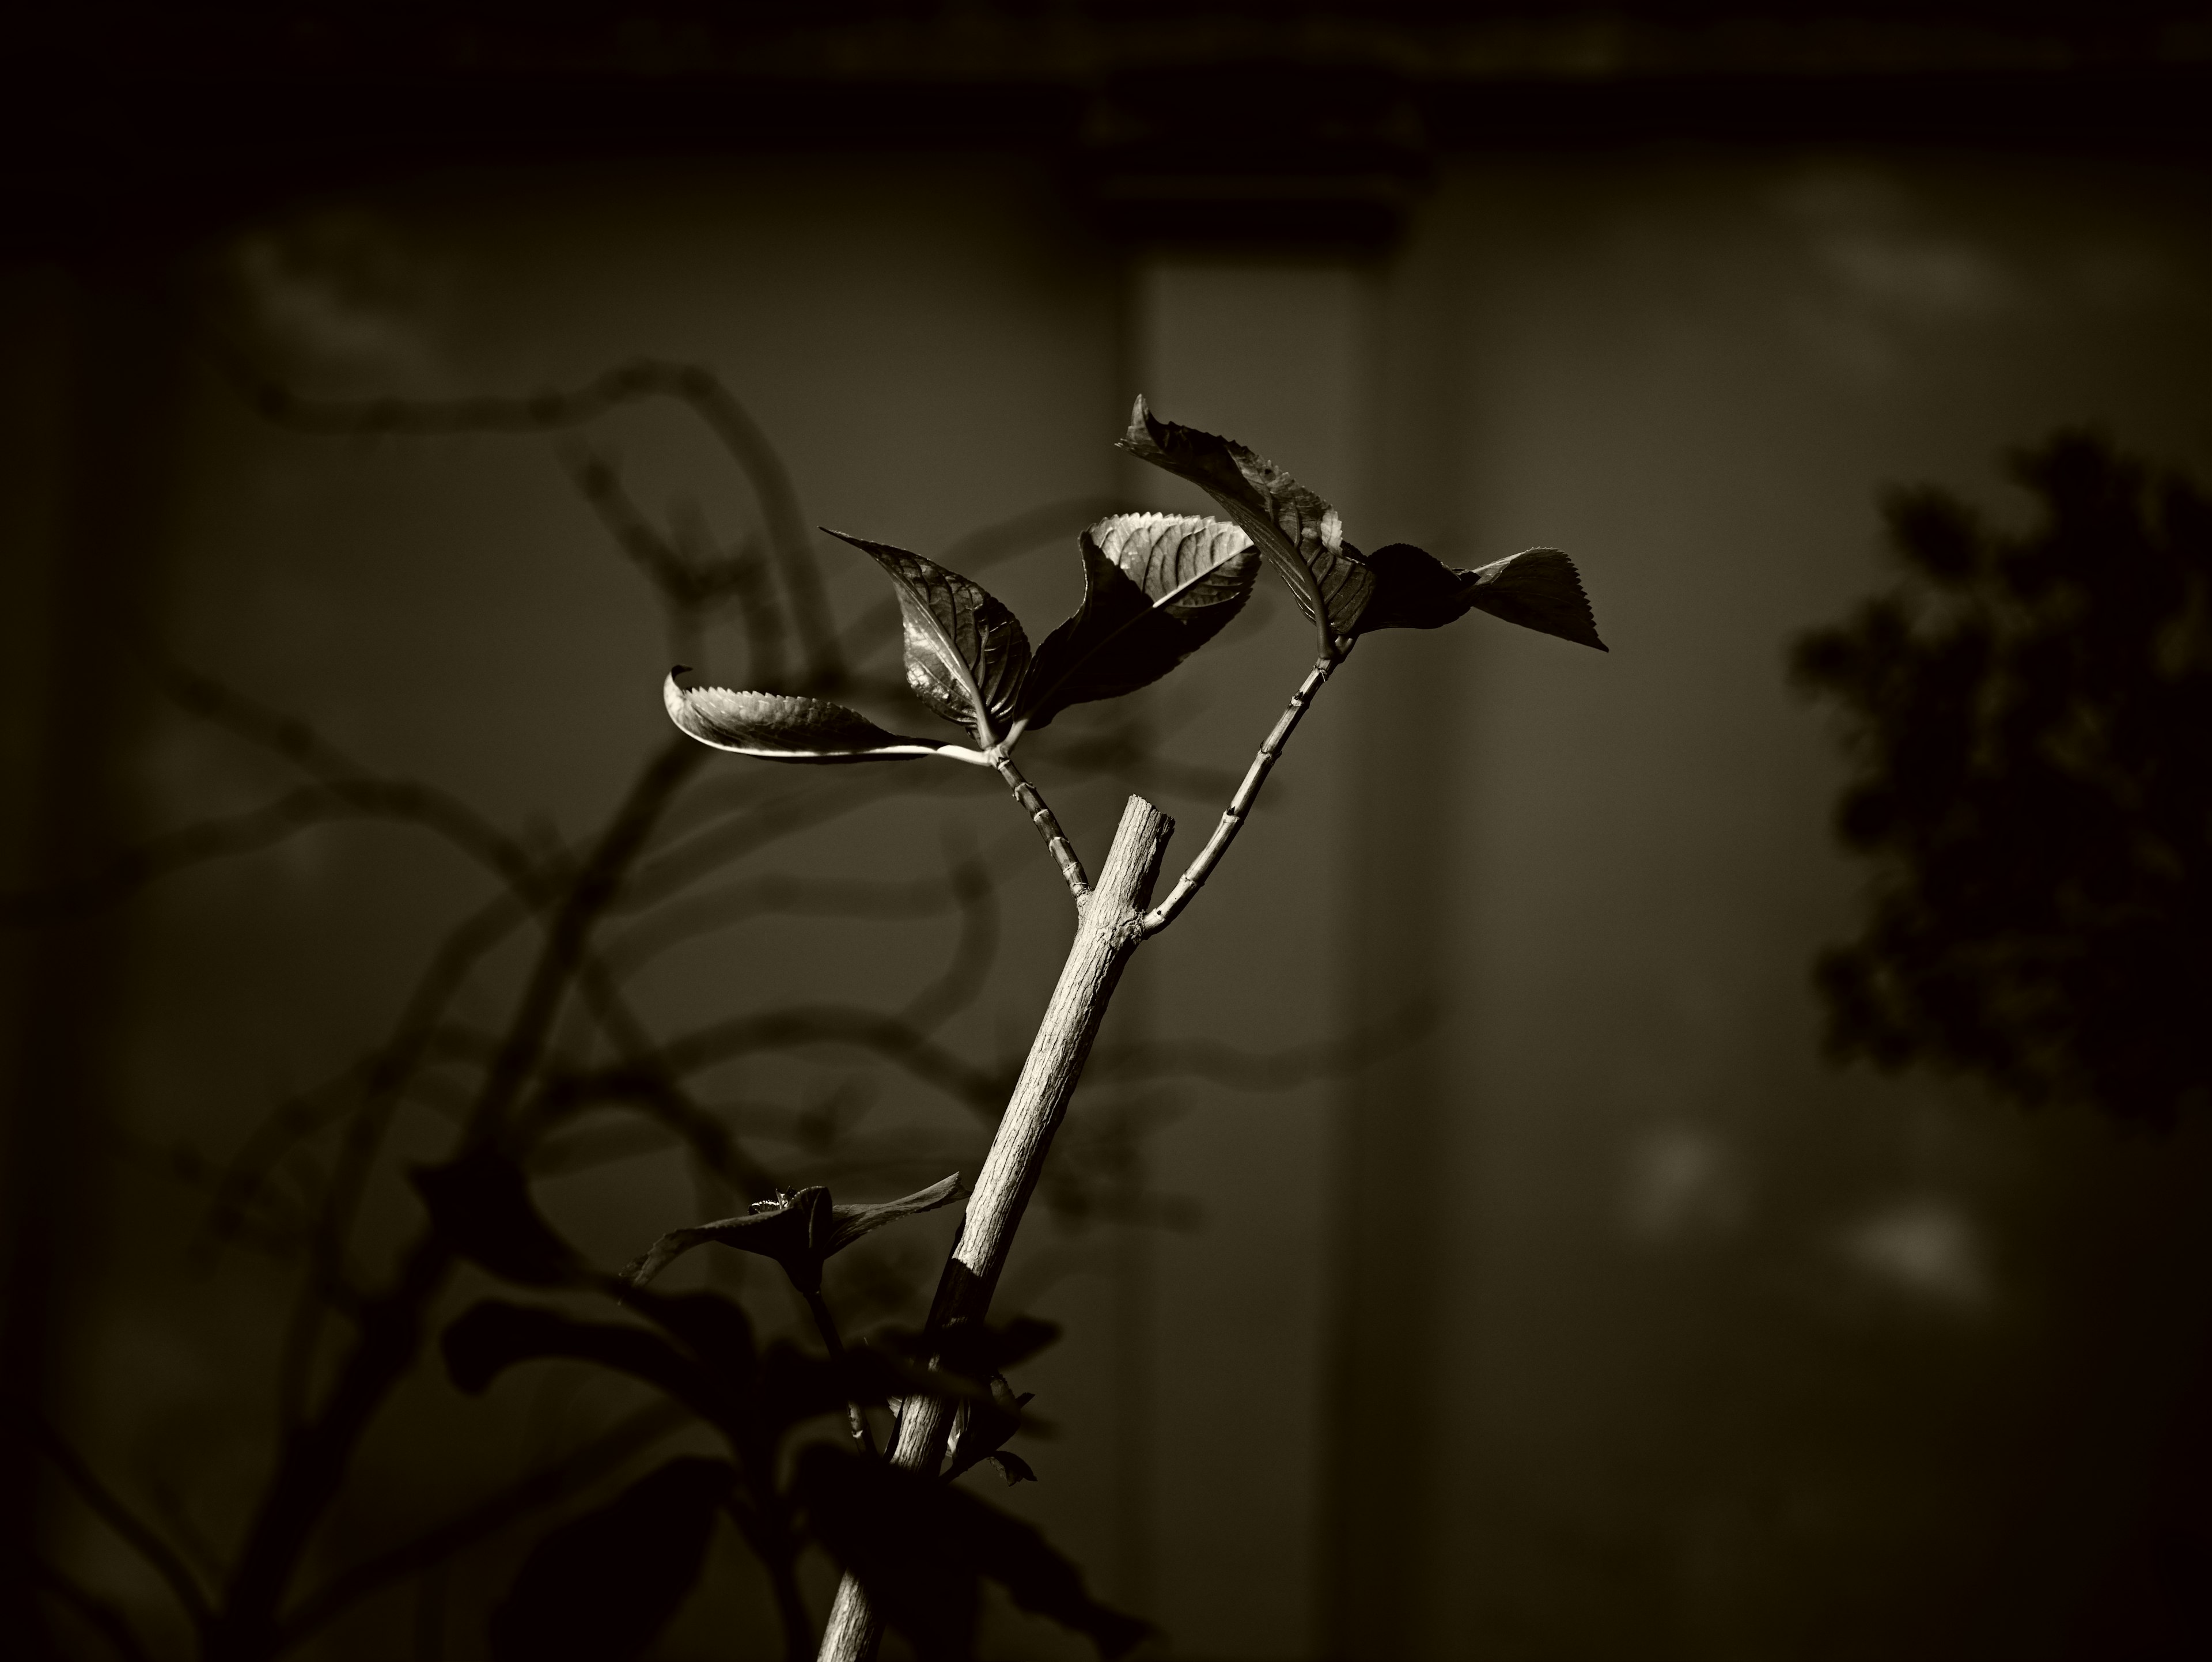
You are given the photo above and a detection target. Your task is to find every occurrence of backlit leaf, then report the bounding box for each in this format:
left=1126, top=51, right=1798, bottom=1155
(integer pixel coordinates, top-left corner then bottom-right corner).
left=1353, top=543, right=1607, bottom=650
left=488, top=1457, right=732, bottom=1662
left=1463, top=547, right=1608, bottom=651
left=826, top=531, right=1031, bottom=740
left=1023, top=514, right=1259, bottom=728
left=662, top=673, right=947, bottom=762
left=1118, top=397, right=1374, bottom=641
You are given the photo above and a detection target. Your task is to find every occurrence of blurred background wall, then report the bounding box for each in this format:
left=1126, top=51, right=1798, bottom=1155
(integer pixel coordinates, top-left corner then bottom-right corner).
left=6, top=6, right=2212, bottom=1660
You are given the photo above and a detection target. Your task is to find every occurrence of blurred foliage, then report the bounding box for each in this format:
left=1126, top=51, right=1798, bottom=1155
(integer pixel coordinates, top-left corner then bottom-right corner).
left=1794, top=432, right=2212, bottom=1123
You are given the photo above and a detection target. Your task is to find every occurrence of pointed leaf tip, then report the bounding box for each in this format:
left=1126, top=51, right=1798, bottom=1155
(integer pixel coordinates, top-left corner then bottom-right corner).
left=662, top=673, right=948, bottom=762
left=1117, top=402, right=1372, bottom=641
left=1465, top=547, right=1607, bottom=651
left=1022, top=513, right=1259, bottom=726
left=824, top=530, right=1031, bottom=740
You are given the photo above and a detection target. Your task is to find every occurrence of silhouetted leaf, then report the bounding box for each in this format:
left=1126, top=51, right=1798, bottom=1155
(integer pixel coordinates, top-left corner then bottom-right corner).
left=826, top=531, right=1030, bottom=740
left=796, top=1444, right=1149, bottom=1661
left=944, top=1375, right=1037, bottom=1485
left=619, top=1287, right=757, bottom=1396
left=1022, top=514, right=1260, bottom=728
left=441, top=1300, right=735, bottom=1433
left=1354, top=543, right=1607, bottom=649
left=622, top=1176, right=959, bottom=1297
left=488, top=1457, right=732, bottom=1662
left=1463, top=547, right=1607, bottom=650
left=872, top=1315, right=1060, bottom=1387
left=412, top=1145, right=583, bottom=1287
left=662, top=672, right=947, bottom=762
left=1118, top=396, right=1373, bottom=641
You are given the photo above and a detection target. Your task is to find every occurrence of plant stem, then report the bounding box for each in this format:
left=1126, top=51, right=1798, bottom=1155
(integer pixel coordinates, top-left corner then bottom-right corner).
left=802, top=1290, right=877, bottom=1454
left=1141, top=649, right=1345, bottom=937
left=989, top=749, right=1090, bottom=904
left=815, top=794, right=1173, bottom=1662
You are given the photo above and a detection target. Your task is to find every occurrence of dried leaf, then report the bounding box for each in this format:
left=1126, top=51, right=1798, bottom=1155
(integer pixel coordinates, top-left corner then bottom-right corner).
left=826, top=531, right=1031, bottom=740
left=986, top=1451, right=1037, bottom=1486
left=1022, top=514, right=1260, bottom=728
left=662, top=673, right=947, bottom=762
left=411, top=1146, right=582, bottom=1288
left=796, top=1444, right=1149, bottom=1661
left=1118, top=397, right=1373, bottom=642
left=1354, top=542, right=1607, bottom=650
left=488, top=1457, right=732, bottom=1662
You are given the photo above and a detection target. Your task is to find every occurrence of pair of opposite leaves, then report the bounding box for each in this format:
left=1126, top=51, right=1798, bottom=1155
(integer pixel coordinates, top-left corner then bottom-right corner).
left=666, top=399, right=1607, bottom=762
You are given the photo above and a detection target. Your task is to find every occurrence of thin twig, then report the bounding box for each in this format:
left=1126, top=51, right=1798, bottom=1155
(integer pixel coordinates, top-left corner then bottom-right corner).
left=989, top=748, right=1090, bottom=903
left=658, top=1005, right=1011, bottom=1114
left=802, top=1290, right=878, bottom=1455
left=33, top=1422, right=213, bottom=1627
left=1141, top=649, right=1346, bottom=936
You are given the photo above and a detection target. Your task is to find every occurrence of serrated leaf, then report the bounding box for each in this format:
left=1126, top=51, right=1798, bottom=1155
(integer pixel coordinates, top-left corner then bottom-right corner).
left=662, top=673, right=948, bottom=762
left=411, top=1146, right=583, bottom=1288
left=1353, top=543, right=1607, bottom=650
left=796, top=1444, right=1149, bottom=1661
left=1022, top=514, right=1260, bottom=728
left=488, top=1457, right=733, bottom=1662
left=825, top=531, right=1031, bottom=740
left=1118, top=397, right=1374, bottom=642
left=1463, top=547, right=1608, bottom=650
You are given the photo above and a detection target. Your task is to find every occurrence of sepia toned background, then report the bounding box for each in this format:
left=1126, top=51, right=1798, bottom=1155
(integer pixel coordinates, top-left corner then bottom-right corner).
left=6, top=6, right=2212, bottom=1659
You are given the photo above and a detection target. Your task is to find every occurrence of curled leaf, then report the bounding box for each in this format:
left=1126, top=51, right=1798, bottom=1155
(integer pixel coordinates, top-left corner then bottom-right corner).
left=1118, top=396, right=1373, bottom=642
left=662, top=672, right=946, bottom=762
left=945, top=1373, right=1037, bottom=1485
left=1353, top=543, right=1607, bottom=650
left=825, top=531, right=1031, bottom=740
left=1022, top=513, right=1260, bottom=728
left=621, top=1175, right=961, bottom=1297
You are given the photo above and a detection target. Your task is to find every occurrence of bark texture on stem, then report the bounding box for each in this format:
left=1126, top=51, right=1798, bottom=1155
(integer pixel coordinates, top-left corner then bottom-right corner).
left=815, top=794, right=1173, bottom=1662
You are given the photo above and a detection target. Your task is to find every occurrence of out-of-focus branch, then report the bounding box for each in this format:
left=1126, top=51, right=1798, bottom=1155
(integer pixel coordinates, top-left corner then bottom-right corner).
left=33, top=1423, right=212, bottom=1628
left=31, top=1561, right=153, bottom=1662
left=273, top=1399, right=692, bottom=1652
left=601, top=868, right=982, bottom=984
left=898, top=849, right=998, bottom=1031
left=1088, top=1003, right=1432, bottom=1092
left=221, top=356, right=840, bottom=684
left=658, top=1006, right=1012, bottom=1115
left=563, top=449, right=786, bottom=683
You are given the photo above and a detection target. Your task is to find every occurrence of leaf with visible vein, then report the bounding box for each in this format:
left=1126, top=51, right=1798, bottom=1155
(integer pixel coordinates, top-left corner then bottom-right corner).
left=1022, top=513, right=1259, bottom=728
left=1117, top=397, right=1373, bottom=641
left=1354, top=543, right=1608, bottom=651
left=662, top=673, right=948, bottom=762
left=825, top=530, right=1031, bottom=740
